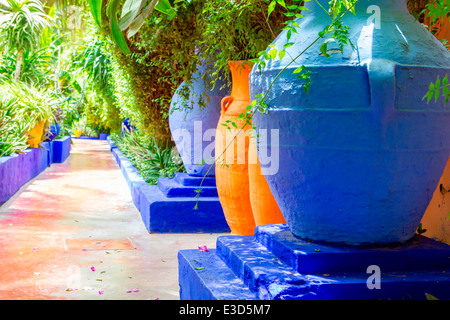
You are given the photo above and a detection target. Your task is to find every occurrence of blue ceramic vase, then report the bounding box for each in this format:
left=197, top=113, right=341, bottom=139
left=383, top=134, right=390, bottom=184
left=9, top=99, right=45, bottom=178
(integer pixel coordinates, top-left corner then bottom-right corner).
left=249, top=0, right=450, bottom=245
left=46, top=122, right=60, bottom=141
left=169, top=62, right=229, bottom=177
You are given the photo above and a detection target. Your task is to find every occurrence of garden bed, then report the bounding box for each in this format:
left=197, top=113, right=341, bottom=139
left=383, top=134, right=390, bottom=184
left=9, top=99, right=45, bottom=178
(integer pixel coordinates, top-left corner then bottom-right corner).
left=72, top=134, right=109, bottom=140
left=0, top=137, right=72, bottom=206
left=107, top=137, right=230, bottom=234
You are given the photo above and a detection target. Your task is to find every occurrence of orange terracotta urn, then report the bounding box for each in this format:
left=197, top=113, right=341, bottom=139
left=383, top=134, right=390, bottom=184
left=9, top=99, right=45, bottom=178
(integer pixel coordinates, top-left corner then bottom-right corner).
left=248, top=137, right=286, bottom=226
left=215, top=61, right=256, bottom=235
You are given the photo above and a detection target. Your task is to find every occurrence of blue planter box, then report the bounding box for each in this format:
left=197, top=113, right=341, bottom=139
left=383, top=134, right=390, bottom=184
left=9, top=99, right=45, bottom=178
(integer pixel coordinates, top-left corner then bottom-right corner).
left=106, top=136, right=117, bottom=151
left=110, top=144, right=229, bottom=234
left=52, top=136, right=71, bottom=164
left=0, top=144, right=52, bottom=206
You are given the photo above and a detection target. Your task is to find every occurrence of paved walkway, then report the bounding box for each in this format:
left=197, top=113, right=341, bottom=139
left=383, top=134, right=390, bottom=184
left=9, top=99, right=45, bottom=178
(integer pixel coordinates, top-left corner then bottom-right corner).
left=0, top=139, right=222, bottom=300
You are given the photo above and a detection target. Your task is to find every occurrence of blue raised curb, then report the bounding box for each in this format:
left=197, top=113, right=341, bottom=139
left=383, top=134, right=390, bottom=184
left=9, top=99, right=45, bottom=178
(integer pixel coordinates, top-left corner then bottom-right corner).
left=109, top=140, right=229, bottom=234
left=0, top=145, right=52, bottom=205
left=178, top=224, right=450, bottom=300
left=52, top=136, right=71, bottom=164
left=106, top=136, right=117, bottom=151
left=112, top=148, right=146, bottom=211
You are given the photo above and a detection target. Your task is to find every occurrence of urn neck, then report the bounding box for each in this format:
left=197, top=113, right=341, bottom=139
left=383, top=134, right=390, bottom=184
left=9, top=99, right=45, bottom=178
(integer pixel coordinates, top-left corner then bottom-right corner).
left=304, top=0, right=407, bottom=15
left=229, top=61, right=252, bottom=101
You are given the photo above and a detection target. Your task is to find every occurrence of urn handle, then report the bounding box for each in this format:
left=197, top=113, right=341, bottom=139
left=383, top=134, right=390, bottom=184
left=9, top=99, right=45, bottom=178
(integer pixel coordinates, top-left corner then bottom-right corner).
left=221, top=96, right=234, bottom=113
left=367, top=59, right=397, bottom=122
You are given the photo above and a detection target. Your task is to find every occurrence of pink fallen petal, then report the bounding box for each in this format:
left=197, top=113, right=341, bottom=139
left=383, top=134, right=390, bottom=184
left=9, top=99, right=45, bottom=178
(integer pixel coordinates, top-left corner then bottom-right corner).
left=198, top=246, right=209, bottom=252
left=91, top=266, right=96, bottom=272
left=33, top=247, right=38, bottom=251
left=126, top=289, right=139, bottom=293
left=98, top=290, right=104, bottom=295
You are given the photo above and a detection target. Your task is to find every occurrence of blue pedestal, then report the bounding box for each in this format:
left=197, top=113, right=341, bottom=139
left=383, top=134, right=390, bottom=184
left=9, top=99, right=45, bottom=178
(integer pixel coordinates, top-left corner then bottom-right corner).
left=178, top=224, right=450, bottom=300
left=139, top=173, right=230, bottom=234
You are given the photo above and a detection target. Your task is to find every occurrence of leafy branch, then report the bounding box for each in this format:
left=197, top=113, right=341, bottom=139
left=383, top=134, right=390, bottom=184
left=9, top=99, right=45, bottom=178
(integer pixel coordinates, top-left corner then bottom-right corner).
left=422, top=0, right=450, bottom=105
left=88, top=0, right=177, bottom=55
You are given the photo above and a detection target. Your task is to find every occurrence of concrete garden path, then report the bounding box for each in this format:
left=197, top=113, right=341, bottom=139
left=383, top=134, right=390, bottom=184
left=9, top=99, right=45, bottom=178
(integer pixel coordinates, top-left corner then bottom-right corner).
left=0, top=139, right=223, bottom=300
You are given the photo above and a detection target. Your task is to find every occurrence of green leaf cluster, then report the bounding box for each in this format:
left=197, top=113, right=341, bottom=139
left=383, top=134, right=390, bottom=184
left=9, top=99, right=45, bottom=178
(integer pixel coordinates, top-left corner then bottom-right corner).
left=111, top=131, right=185, bottom=185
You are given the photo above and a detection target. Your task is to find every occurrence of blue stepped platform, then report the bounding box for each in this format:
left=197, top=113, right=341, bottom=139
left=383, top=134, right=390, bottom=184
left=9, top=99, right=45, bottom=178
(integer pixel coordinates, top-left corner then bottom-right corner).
left=108, top=140, right=230, bottom=234
left=139, top=172, right=230, bottom=234
left=178, top=224, right=450, bottom=300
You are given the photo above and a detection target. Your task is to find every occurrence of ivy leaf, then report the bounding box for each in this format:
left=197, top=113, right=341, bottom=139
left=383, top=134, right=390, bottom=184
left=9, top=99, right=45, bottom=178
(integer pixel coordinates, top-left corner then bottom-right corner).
left=268, top=1, right=277, bottom=19
left=194, top=266, right=205, bottom=270
left=269, top=48, right=278, bottom=60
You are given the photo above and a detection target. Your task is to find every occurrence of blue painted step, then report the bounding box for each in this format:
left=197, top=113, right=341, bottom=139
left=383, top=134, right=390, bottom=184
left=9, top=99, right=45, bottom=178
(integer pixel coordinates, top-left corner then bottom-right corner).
left=214, top=233, right=450, bottom=300
left=254, top=224, right=450, bottom=274
left=139, top=185, right=230, bottom=234
left=178, top=224, right=450, bottom=300
left=174, top=172, right=217, bottom=187
left=215, top=236, right=324, bottom=300
left=178, top=249, right=257, bottom=300
left=157, top=177, right=218, bottom=198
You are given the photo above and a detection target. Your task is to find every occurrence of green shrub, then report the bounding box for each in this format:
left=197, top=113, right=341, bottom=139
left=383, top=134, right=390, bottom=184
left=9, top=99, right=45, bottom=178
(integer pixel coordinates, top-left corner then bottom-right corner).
left=111, top=131, right=185, bottom=185
left=0, top=80, right=56, bottom=157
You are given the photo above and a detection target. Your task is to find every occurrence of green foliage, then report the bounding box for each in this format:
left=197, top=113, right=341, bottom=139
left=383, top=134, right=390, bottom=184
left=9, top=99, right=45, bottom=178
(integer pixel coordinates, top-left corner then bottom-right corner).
left=0, top=80, right=56, bottom=157
left=97, top=0, right=176, bottom=55
left=424, top=74, right=449, bottom=104
left=421, top=0, right=450, bottom=25
left=199, top=0, right=292, bottom=86
left=0, top=0, right=52, bottom=81
left=0, top=0, right=52, bottom=52
left=2, top=80, right=56, bottom=123
left=101, top=0, right=206, bottom=141
left=73, top=35, right=112, bottom=87
left=112, top=131, right=185, bottom=185
left=0, top=47, right=53, bottom=86
left=0, top=89, right=30, bottom=157
left=421, top=0, right=450, bottom=105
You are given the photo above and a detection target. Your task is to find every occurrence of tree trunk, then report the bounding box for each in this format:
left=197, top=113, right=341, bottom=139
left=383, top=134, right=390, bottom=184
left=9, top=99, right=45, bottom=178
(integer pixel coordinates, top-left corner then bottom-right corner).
left=14, top=49, right=23, bottom=82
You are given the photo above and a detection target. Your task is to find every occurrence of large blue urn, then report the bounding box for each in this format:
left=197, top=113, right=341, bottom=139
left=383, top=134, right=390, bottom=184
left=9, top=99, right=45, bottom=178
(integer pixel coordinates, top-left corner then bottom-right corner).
left=249, top=0, right=450, bottom=245
left=169, top=62, right=229, bottom=177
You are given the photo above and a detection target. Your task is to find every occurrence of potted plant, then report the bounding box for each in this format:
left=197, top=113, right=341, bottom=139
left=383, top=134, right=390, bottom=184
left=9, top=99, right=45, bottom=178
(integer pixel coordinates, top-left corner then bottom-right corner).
left=249, top=0, right=450, bottom=245
left=2, top=81, right=56, bottom=148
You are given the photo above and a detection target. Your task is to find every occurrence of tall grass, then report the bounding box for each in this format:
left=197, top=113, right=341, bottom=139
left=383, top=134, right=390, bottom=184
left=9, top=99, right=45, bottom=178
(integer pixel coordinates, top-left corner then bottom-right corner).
left=112, top=130, right=185, bottom=185
left=0, top=80, right=56, bottom=157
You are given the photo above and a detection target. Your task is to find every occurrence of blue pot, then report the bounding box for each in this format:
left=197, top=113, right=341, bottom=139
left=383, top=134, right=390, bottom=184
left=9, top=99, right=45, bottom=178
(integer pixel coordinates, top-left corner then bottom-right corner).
left=249, top=0, right=450, bottom=245
left=46, top=122, right=60, bottom=141
left=169, top=62, right=229, bottom=177
left=121, top=119, right=135, bottom=137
